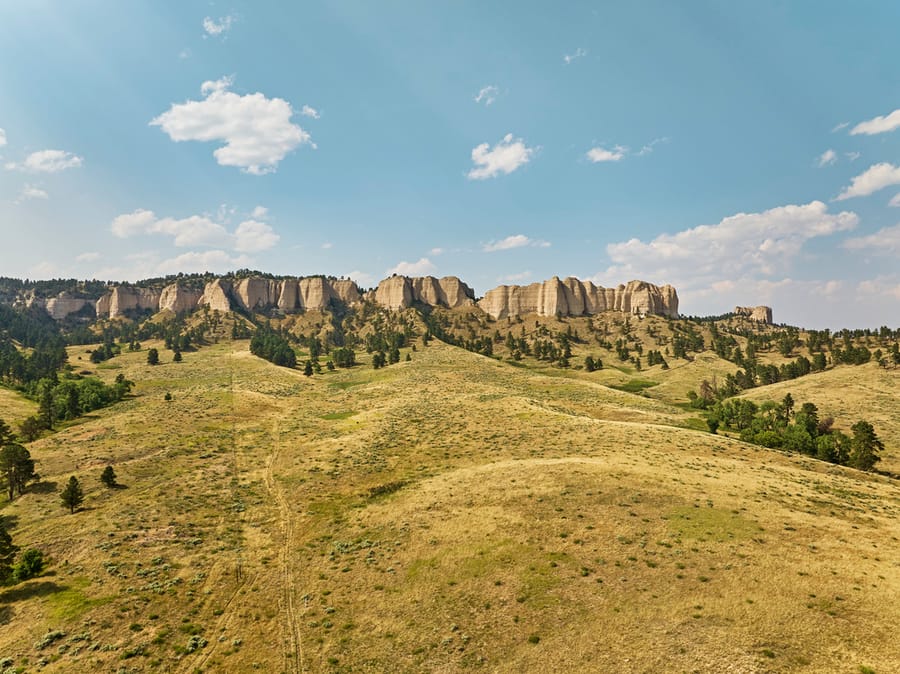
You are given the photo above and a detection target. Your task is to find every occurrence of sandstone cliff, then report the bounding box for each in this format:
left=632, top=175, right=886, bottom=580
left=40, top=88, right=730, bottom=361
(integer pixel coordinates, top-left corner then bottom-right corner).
left=198, top=279, right=233, bottom=313
left=478, top=277, right=679, bottom=319
left=43, top=294, right=93, bottom=320
left=158, top=284, right=203, bottom=314
left=96, top=286, right=162, bottom=319
left=372, top=276, right=475, bottom=310
left=734, top=305, right=773, bottom=324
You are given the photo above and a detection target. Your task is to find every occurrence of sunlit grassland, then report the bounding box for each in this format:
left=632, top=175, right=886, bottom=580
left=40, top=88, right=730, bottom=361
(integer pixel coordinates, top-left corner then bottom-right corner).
left=0, top=337, right=897, bottom=673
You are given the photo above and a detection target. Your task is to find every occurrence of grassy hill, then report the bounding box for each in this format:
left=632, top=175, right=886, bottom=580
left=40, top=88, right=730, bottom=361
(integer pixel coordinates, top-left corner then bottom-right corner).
left=1, top=335, right=898, bottom=673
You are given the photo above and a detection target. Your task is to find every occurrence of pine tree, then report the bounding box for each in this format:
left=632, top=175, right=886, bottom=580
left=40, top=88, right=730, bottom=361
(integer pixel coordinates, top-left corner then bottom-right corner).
left=61, top=476, right=84, bottom=513
left=147, top=348, right=160, bottom=365
left=0, top=518, right=17, bottom=585
left=849, top=420, right=884, bottom=472
left=1, top=443, right=37, bottom=501
left=303, top=361, right=313, bottom=377
left=100, top=465, right=117, bottom=488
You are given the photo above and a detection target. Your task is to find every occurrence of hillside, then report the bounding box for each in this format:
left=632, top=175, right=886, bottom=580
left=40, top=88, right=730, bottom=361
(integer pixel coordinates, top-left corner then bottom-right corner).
left=1, top=333, right=898, bottom=673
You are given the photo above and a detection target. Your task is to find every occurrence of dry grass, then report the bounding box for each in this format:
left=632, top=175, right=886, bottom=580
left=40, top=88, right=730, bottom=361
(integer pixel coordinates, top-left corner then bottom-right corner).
left=0, top=338, right=897, bottom=673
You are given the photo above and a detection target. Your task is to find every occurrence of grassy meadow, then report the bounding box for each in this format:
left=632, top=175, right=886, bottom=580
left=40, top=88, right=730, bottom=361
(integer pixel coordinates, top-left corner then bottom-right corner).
left=0, top=334, right=898, bottom=673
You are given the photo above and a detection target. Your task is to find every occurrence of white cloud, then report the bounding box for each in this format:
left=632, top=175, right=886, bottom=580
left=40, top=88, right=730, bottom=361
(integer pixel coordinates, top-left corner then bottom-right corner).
left=111, top=208, right=280, bottom=252
left=845, top=151, right=860, bottom=162
left=850, top=108, right=900, bottom=136
left=816, top=149, right=837, bottom=167
left=300, top=105, right=320, bottom=119
left=499, top=271, right=532, bottom=283
left=429, top=247, right=445, bottom=256
left=831, top=121, right=849, bottom=133
left=111, top=209, right=157, bottom=237
left=179, top=48, right=192, bottom=60
left=856, top=276, right=900, bottom=301
left=19, top=184, right=48, bottom=200
left=150, top=77, right=313, bottom=175
left=834, top=163, right=900, bottom=200
left=586, top=145, right=627, bottom=163
left=156, top=250, right=252, bottom=275
left=0, top=128, right=6, bottom=147
left=345, top=270, right=375, bottom=287
left=889, top=193, right=900, bottom=207
left=636, top=137, right=668, bottom=156
left=12, top=149, right=83, bottom=173
left=594, top=201, right=858, bottom=293
left=474, top=85, right=499, bottom=106
left=30, top=261, right=57, bottom=278
left=843, top=223, right=900, bottom=254
left=812, top=280, right=843, bottom=298
left=234, top=220, right=280, bottom=253
left=251, top=205, right=268, bottom=219
left=387, top=257, right=436, bottom=276
left=563, top=47, right=587, bottom=64
left=483, top=234, right=550, bottom=252
left=321, top=242, right=333, bottom=249
left=75, top=251, right=101, bottom=263
left=467, top=133, right=535, bottom=180
left=203, top=14, right=236, bottom=37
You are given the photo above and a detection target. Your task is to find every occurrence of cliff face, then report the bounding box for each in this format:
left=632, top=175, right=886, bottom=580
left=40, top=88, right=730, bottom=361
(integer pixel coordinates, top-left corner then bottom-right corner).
left=734, top=305, right=773, bottom=324
left=14, top=273, right=687, bottom=322
left=371, top=276, right=476, bottom=310
left=159, top=284, right=203, bottom=314
left=96, top=286, right=162, bottom=319
left=478, top=277, right=679, bottom=319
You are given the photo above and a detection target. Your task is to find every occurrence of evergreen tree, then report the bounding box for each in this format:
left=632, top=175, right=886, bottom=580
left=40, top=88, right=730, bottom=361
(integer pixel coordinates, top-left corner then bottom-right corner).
left=61, top=476, right=84, bottom=513
left=100, top=465, right=117, bottom=488
left=303, top=360, right=313, bottom=377
left=147, top=348, right=160, bottom=365
left=1, top=443, right=37, bottom=501
left=0, top=418, right=14, bottom=446
left=173, top=349, right=183, bottom=363
left=849, top=420, right=884, bottom=471
left=0, top=518, right=17, bottom=585
left=12, top=548, right=44, bottom=582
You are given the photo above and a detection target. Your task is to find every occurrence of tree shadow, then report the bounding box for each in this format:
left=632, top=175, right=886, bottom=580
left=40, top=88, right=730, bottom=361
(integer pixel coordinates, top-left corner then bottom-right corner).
left=0, top=580, right=62, bottom=603
left=0, top=604, right=12, bottom=625
left=29, top=481, right=58, bottom=494
left=0, top=513, right=19, bottom=529
left=112, top=483, right=129, bottom=490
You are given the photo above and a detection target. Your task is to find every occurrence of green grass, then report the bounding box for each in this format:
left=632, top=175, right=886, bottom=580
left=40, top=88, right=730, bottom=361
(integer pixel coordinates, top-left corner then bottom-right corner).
left=608, top=379, right=658, bottom=394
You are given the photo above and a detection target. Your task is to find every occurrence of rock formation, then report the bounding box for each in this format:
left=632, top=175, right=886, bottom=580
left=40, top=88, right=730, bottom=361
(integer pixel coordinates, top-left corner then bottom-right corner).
left=158, top=283, right=203, bottom=314
left=198, top=279, right=233, bottom=313
left=13, top=273, right=689, bottom=323
left=44, top=294, right=92, bottom=320
left=478, top=277, right=679, bottom=319
left=96, top=286, right=162, bottom=319
left=734, top=306, right=773, bottom=324
left=372, top=276, right=475, bottom=311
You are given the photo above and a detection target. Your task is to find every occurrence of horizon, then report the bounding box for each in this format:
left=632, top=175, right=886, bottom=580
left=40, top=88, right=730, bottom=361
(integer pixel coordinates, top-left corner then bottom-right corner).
left=2, top=2, right=899, bottom=329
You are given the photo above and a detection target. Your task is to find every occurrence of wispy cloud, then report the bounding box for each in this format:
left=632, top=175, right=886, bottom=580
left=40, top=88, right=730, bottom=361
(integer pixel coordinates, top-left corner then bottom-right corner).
left=300, top=105, right=320, bottom=119
left=110, top=207, right=280, bottom=253
left=844, top=223, right=900, bottom=254
left=18, top=184, right=48, bottom=201
left=0, top=128, right=6, bottom=147
left=7, top=149, right=83, bottom=173
left=834, top=163, right=900, bottom=200
left=150, top=77, right=313, bottom=175
left=75, top=252, right=101, bottom=263
left=387, top=257, right=436, bottom=276
left=636, top=137, right=669, bottom=156
left=563, top=47, right=587, bottom=64
left=499, top=271, right=532, bottom=283
left=816, top=149, right=837, bottom=167
left=831, top=121, right=849, bottom=133
left=203, top=14, right=236, bottom=38
left=850, top=108, right=900, bottom=136
left=467, top=133, right=536, bottom=180
left=483, top=234, right=550, bottom=252
left=586, top=145, right=627, bottom=163
left=474, top=85, right=499, bottom=106
left=890, top=193, right=900, bottom=207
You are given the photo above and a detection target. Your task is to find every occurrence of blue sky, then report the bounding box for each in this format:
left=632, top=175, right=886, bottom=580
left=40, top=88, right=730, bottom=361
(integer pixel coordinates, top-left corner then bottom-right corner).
left=1, top=1, right=899, bottom=328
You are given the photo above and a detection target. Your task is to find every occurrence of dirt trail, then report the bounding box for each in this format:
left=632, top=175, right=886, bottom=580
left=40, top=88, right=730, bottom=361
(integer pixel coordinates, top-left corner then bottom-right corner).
left=266, top=419, right=304, bottom=673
